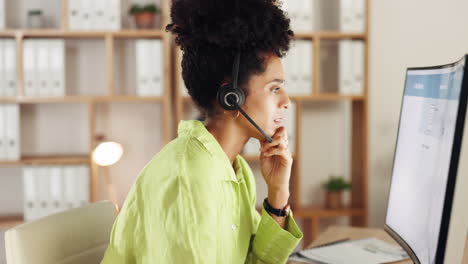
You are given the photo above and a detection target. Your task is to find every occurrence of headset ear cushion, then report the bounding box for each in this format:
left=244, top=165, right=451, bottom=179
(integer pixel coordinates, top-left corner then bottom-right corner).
left=217, top=84, right=245, bottom=111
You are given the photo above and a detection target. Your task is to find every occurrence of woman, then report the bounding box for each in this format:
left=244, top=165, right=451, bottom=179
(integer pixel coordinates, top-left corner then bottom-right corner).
left=101, top=0, right=303, bottom=263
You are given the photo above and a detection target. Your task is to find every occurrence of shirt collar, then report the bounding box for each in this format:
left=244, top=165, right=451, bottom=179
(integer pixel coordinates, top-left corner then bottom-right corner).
left=177, top=120, right=245, bottom=184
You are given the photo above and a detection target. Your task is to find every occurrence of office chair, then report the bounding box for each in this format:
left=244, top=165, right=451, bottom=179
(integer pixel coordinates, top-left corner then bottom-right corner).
left=4, top=200, right=117, bottom=264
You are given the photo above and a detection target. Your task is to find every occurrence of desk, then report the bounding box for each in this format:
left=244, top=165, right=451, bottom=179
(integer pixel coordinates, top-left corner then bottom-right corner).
left=288, top=226, right=468, bottom=264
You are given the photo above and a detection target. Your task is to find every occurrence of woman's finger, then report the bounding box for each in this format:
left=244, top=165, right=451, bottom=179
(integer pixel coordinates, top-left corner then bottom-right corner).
left=260, top=130, right=288, bottom=152
left=263, top=146, right=292, bottom=160
left=262, top=138, right=288, bottom=153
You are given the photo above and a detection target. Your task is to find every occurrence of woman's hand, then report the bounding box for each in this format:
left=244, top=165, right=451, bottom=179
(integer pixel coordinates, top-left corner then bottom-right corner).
left=259, top=126, right=293, bottom=208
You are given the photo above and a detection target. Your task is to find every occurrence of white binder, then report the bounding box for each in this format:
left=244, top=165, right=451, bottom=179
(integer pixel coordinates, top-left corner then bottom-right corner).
left=5, top=104, right=19, bottom=161
left=352, top=41, right=364, bottom=95
left=150, top=40, right=163, bottom=96
left=0, top=105, right=6, bottom=160
left=339, top=40, right=353, bottom=94
left=49, top=166, right=64, bottom=214
left=0, top=0, right=5, bottom=29
left=285, top=101, right=296, bottom=153
left=340, top=0, right=365, bottom=33
left=283, top=48, right=293, bottom=96
left=36, top=166, right=50, bottom=218
left=63, top=165, right=77, bottom=209
left=4, top=39, right=17, bottom=97
left=0, top=39, right=4, bottom=97
left=49, top=39, right=65, bottom=97
left=106, top=0, right=121, bottom=31
left=300, top=0, right=315, bottom=32
left=76, top=165, right=90, bottom=207
left=136, top=40, right=151, bottom=96
left=23, top=40, right=38, bottom=97
left=289, top=41, right=301, bottom=95
left=67, top=0, right=81, bottom=30
left=94, top=0, right=106, bottom=30
left=81, top=0, right=93, bottom=30
left=299, top=40, right=313, bottom=95
left=283, top=0, right=299, bottom=33
left=352, top=0, right=365, bottom=33
left=37, top=39, right=49, bottom=97
left=22, top=166, right=38, bottom=221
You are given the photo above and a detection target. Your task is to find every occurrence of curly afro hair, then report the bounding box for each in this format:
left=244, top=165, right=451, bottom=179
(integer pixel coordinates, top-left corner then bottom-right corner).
left=166, top=0, right=294, bottom=118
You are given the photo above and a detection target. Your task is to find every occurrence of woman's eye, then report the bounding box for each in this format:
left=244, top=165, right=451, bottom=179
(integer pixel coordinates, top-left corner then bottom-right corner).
left=272, top=87, right=280, bottom=93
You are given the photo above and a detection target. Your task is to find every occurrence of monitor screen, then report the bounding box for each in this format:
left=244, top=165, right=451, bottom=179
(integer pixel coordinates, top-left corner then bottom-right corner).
left=385, top=56, right=467, bottom=264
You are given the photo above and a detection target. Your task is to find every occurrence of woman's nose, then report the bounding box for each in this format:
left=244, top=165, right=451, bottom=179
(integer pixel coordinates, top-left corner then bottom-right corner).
left=281, top=95, right=291, bottom=110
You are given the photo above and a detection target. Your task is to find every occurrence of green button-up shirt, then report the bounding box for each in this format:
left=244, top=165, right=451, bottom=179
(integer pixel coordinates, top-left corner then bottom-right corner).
left=101, top=120, right=303, bottom=264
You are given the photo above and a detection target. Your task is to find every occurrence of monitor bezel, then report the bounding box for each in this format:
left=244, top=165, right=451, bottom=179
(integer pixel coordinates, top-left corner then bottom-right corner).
left=383, top=55, right=468, bottom=264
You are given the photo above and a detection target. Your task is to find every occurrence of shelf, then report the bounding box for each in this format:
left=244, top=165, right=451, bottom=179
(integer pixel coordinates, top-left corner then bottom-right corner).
left=0, top=155, right=90, bottom=166
left=181, top=94, right=365, bottom=103
left=0, top=215, right=24, bottom=229
left=294, top=31, right=367, bottom=40
left=93, top=96, right=165, bottom=103
left=294, top=205, right=366, bottom=218
left=0, top=29, right=364, bottom=40
left=0, top=95, right=164, bottom=104
left=0, top=29, right=164, bottom=39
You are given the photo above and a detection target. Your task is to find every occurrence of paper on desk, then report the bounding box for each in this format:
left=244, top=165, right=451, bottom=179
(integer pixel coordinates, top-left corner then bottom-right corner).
left=295, top=238, right=409, bottom=264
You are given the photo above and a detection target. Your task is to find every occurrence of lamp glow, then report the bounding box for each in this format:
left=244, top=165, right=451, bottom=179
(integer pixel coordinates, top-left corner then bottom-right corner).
left=92, top=141, right=123, bottom=166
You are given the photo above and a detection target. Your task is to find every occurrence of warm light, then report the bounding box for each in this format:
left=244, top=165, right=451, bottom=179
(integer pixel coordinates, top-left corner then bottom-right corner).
left=92, top=141, right=123, bottom=166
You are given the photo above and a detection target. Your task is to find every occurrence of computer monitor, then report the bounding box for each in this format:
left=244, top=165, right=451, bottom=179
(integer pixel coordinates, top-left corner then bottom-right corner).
left=384, top=55, right=468, bottom=264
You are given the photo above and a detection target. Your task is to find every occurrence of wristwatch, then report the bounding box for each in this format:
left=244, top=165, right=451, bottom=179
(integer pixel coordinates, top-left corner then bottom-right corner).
left=263, top=198, right=290, bottom=217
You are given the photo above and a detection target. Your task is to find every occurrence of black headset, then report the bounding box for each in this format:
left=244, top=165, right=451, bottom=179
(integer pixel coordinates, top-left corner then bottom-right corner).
left=216, top=51, right=273, bottom=143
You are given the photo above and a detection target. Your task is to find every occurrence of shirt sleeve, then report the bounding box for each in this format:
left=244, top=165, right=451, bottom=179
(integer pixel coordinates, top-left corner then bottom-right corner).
left=242, top=163, right=303, bottom=264
left=246, top=207, right=303, bottom=264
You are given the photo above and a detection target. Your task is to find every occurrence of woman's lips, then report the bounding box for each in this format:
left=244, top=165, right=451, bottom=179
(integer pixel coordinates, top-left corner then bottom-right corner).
left=273, top=117, right=284, bottom=126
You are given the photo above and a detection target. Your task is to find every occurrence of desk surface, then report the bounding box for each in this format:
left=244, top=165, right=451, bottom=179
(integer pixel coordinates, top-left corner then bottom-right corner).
left=288, top=226, right=468, bottom=264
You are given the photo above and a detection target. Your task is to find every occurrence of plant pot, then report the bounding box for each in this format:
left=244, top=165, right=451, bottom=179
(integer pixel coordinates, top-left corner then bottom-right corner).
left=325, top=191, right=343, bottom=209
left=133, top=12, right=155, bottom=29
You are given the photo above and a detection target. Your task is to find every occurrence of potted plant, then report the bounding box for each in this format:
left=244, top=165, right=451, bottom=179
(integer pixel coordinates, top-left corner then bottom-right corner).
left=129, top=3, right=161, bottom=29
left=322, top=175, right=351, bottom=209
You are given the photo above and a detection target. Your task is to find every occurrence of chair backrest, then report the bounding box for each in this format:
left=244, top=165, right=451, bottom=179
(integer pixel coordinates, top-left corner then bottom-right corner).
left=4, top=201, right=118, bottom=264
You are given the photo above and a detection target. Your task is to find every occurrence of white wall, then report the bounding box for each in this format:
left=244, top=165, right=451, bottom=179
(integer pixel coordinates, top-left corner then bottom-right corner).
left=368, top=0, right=468, bottom=226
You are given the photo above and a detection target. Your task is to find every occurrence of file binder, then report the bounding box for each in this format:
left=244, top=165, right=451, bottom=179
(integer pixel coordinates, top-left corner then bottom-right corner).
left=67, top=0, right=81, bottom=30
left=151, top=40, right=163, bottom=96
left=63, top=165, right=76, bottom=209
left=352, top=41, right=364, bottom=95
left=23, top=40, right=38, bottom=97
left=49, top=166, right=64, bottom=214
left=49, top=39, right=65, bottom=97
left=0, top=105, right=6, bottom=160
left=36, top=166, right=50, bottom=218
left=22, top=166, right=38, bottom=221
left=339, top=40, right=353, bottom=94
left=0, top=0, right=5, bottom=29
left=4, top=39, right=17, bottom=97
left=77, top=165, right=90, bottom=207
left=0, top=40, right=4, bottom=97
left=285, top=102, right=296, bottom=153
left=5, top=104, right=19, bottom=161
left=37, top=39, right=49, bottom=97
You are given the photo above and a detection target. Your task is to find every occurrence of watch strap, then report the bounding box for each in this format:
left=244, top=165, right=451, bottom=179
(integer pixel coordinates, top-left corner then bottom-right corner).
left=263, top=198, right=289, bottom=217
